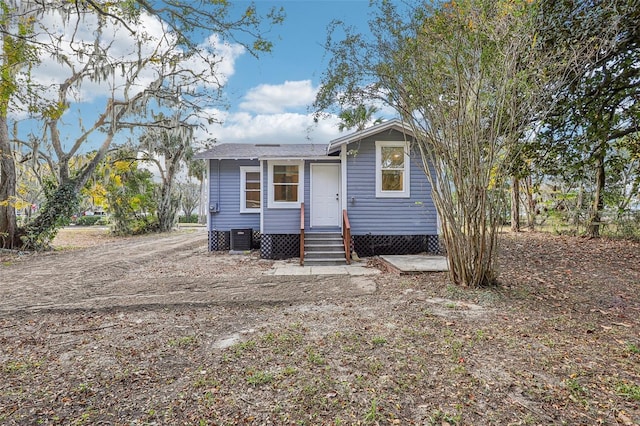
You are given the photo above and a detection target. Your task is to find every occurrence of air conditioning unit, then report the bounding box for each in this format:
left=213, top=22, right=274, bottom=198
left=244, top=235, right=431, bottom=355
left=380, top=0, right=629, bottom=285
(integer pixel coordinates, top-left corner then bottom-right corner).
left=230, top=228, right=252, bottom=251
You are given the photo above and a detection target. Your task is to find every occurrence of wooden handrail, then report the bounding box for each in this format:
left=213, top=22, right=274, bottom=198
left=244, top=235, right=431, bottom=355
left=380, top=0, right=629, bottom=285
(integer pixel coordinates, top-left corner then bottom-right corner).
left=299, top=203, right=305, bottom=265
left=342, top=209, right=351, bottom=264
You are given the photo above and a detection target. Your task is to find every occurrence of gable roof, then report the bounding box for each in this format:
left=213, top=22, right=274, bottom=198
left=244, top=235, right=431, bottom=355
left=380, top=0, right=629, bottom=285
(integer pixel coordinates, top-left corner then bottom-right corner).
left=194, top=143, right=328, bottom=160
left=194, top=119, right=417, bottom=160
left=327, top=119, right=415, bottom=154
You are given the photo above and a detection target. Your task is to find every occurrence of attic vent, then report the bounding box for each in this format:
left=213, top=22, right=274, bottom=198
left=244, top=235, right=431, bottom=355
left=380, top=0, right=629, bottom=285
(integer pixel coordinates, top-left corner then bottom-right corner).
left=255, top=144, right=281, bottom=147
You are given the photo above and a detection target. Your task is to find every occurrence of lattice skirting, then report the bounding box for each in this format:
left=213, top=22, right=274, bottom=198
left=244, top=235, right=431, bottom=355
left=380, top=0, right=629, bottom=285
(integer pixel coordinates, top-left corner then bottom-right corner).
left=208, top=230, right=261, bottom=251
left=352, top=234, right=439, bottom=257
left=260, top=234, right=300, bottom=259
left=209, top=231, right=439, bottom=258
left=208, top=230, right=229, bottom=251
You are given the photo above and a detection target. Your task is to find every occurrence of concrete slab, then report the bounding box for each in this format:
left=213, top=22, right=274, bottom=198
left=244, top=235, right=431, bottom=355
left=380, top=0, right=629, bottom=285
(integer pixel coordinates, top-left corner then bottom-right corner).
left=267, top=265, right=312, bottom=276
left=266, top=262, right=381, bottom=276
left=310, top=266, right=345, bottom=275
left=380, top=255, right=449, bottom=273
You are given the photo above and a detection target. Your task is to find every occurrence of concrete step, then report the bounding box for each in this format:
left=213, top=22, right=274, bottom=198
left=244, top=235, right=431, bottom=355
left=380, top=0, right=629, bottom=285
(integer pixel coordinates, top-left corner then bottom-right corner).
left=305, top=232, right=342, bottom=240
left=303, top=232, right=348, bottom=265
left=305, top=250, right=346, bottom=260
left=305, top=243, right=345, bottom=252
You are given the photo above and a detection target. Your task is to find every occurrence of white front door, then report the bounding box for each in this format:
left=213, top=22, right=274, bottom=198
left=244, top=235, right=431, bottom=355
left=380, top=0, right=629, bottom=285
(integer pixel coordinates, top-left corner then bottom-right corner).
left=311, top=163, right=341, bottom=227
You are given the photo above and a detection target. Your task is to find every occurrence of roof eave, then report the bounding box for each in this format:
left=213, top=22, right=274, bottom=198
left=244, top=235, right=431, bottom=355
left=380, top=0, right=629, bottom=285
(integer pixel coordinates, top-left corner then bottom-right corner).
left=327, top=119, right=414, bottom=153
left=193, top=154, right=259, bottom=160
left=258, top=155, right=334, bottom=161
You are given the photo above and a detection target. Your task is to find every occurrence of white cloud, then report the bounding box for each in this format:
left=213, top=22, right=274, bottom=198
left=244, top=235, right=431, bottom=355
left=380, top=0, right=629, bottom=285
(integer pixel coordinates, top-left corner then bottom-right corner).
left=194, top=110, right=341, bottom=146
left=28, top=11, right=244, bottom=105
left=239, top=80, right=318, bottom=114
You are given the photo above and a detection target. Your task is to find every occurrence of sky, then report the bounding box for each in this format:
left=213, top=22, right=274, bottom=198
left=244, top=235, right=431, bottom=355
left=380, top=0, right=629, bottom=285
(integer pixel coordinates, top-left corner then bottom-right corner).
left=205, top=0, right=386, bottom=145
left=14, top=0, right=395, bottom=152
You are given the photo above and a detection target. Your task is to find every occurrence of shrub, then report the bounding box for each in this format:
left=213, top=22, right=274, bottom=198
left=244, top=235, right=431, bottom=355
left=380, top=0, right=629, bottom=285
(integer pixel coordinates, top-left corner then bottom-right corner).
left=95, top=217, right=110, bottom=226
left=75, top=215, right=103, bottom=226
left=178, top=214, right=199, bottom=223
left=127, top=217, right=160, bottom=235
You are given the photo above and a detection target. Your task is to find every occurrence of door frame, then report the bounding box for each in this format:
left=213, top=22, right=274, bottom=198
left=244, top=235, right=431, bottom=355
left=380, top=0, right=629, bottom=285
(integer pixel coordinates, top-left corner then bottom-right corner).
left=310, top=163, right=341, bottom=228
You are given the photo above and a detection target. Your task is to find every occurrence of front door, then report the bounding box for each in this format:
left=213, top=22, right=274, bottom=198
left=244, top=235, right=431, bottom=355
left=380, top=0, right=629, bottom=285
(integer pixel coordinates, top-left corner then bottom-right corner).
left=311, top=163, right=341, bottom=227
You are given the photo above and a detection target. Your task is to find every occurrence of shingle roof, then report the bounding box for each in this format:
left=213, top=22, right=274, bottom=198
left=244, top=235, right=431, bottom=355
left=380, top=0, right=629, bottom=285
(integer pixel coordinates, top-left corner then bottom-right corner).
left=193, top=119, right=416, bottom=160
left=194, top=143, right=329, bottom=160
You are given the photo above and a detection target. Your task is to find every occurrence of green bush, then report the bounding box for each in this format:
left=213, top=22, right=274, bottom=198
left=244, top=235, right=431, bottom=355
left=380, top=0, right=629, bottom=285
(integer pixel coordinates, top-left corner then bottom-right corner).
left=178, top=214, right=199, bottom=223
left=75, top=215, right=103, bottom=226
left=129, top=217, right=160, bottom=235
left=95, top=217, right=109, bottom=226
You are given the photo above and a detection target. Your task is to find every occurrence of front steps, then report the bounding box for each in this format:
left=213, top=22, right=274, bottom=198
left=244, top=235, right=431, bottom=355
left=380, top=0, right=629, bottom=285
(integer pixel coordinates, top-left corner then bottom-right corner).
left=304, top=232, right=347, bottom=266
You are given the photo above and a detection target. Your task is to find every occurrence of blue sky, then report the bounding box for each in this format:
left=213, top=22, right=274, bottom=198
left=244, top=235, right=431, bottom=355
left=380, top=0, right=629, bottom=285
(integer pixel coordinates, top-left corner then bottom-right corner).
left=205, top=0, right=386, bottom=145
left=228, top=0, right=371, bottom=106
left=16, top=1, right=391, bottom=151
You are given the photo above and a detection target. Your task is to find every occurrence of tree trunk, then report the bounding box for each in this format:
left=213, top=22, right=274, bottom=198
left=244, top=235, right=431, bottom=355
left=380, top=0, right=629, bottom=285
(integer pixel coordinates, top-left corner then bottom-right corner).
left=198, top=176, right=206, bottom=224
left=573, top=184, right=584, bottom=226
left=587, top=146, right=606, bottom=238
left=20, top=132, right=114, bottom=250
left=510, top=175, right=520, bottom=232
left=157, top=182, right=178, bottom=232
left=21, top=180, right=79, bottom=250
left=157, top=153, right=181, bottom=233
left=521, top=176, right=536, bottom=230
left=0, top=115, right=18, bottom=249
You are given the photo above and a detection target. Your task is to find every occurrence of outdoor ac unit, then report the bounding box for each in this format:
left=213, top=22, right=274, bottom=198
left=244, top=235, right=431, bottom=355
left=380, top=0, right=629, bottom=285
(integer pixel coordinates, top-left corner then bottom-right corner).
left=230, top=228, right=252, bottom=251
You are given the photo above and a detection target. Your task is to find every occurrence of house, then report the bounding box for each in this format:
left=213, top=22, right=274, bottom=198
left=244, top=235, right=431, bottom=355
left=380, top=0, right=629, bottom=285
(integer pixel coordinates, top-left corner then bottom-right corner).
left=194, top=119, right=439, bottom=264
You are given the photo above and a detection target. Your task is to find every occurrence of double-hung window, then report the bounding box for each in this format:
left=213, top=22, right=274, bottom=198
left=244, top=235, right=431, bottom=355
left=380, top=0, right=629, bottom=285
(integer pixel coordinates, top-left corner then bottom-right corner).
left=240, top=166, right=261, bottom=213
left=375, top=141, right=410, bottom=198
left=268, top=161, right=303, bottom=208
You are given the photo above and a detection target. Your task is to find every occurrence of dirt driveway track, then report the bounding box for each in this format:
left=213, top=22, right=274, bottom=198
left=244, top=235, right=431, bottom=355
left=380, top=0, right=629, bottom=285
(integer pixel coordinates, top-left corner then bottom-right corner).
left=0, top=229, right=374, bottom=314
left=1, top=230, right=639, bottom=425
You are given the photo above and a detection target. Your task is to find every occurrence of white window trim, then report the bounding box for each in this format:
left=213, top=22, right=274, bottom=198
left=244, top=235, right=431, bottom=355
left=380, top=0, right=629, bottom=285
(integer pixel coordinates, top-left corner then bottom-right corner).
left=375, top=140, right=411, bottom=198
left=268, top=160, right=304, bottom=208
left=240, top=166, right=261, bottom=213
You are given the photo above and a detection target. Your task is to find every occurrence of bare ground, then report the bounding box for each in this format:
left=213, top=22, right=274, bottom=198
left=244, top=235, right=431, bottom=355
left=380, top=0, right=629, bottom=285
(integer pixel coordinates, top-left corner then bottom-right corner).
left=0, top=227, right=638, bottom=425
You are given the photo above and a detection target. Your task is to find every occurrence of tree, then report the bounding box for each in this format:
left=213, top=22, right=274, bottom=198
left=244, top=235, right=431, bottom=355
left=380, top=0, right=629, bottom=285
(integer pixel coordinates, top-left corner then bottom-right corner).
left=337, top=105, right=382, bottom=132
left=316, top=0, right=570, bottom=287
left=137, top=114, right=194, bottom=232
left=1, top=0, right=283, bottom=249
left=20, top=7, right=181, bottom=248
left=537, top=0, right=640, bottom=238
left=187, top=158, right=207, bottom=224
left=0, top=1, right=39, bottom=248
left=178, top=181, right=200, bottom=219
left=106, top=154, right=158, bottom=235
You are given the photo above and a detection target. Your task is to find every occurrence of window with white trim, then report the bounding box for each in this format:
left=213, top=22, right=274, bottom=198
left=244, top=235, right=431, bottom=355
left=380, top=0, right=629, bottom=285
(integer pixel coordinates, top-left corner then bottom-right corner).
left=268, top=161, right=304, bottom=208
left=375, top=141, right=410, bottom=198
left=240, top=166, right=261, bottom=213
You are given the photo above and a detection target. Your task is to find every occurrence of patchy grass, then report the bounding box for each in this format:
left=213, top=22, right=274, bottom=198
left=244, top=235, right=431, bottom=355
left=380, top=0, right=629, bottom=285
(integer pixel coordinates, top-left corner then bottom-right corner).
left=167, top=335, right=198, bottom=347
left=617, top=382, right=640, bottom=402
left=0, top=232, right=639, bottom=424
left=245, top=370, right=275, bottom=386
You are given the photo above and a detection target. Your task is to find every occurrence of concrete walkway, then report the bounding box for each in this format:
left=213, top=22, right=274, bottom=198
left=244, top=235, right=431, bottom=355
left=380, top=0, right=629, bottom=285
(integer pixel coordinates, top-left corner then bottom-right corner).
left=266, top=262, right=381, bottom=276
left=379, top=255, right=449, bottom=273
left=266, top=254, right=449, bottom=276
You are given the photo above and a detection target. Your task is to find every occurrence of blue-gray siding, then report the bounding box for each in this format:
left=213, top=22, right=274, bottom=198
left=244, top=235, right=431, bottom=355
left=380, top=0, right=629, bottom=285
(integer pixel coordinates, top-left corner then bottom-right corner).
left=206, top=130, right=437, bottom=238
left=345, top=130, right=437, bottom=235
left=261, top=159, right=340, bottom=234
left=208, top=159, right=260, bottom=232
left=261, top=161, right=298, bottom=234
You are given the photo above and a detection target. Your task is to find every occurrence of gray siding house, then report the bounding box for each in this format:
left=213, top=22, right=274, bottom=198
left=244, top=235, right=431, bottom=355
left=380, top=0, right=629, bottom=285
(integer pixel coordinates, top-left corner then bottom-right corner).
left=195, top=119, right=439, bottom=263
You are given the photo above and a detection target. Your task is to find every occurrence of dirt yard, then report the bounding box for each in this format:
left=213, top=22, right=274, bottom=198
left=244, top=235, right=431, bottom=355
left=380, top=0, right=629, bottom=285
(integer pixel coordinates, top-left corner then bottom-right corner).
left=0, top=227, right=638, bottom=425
